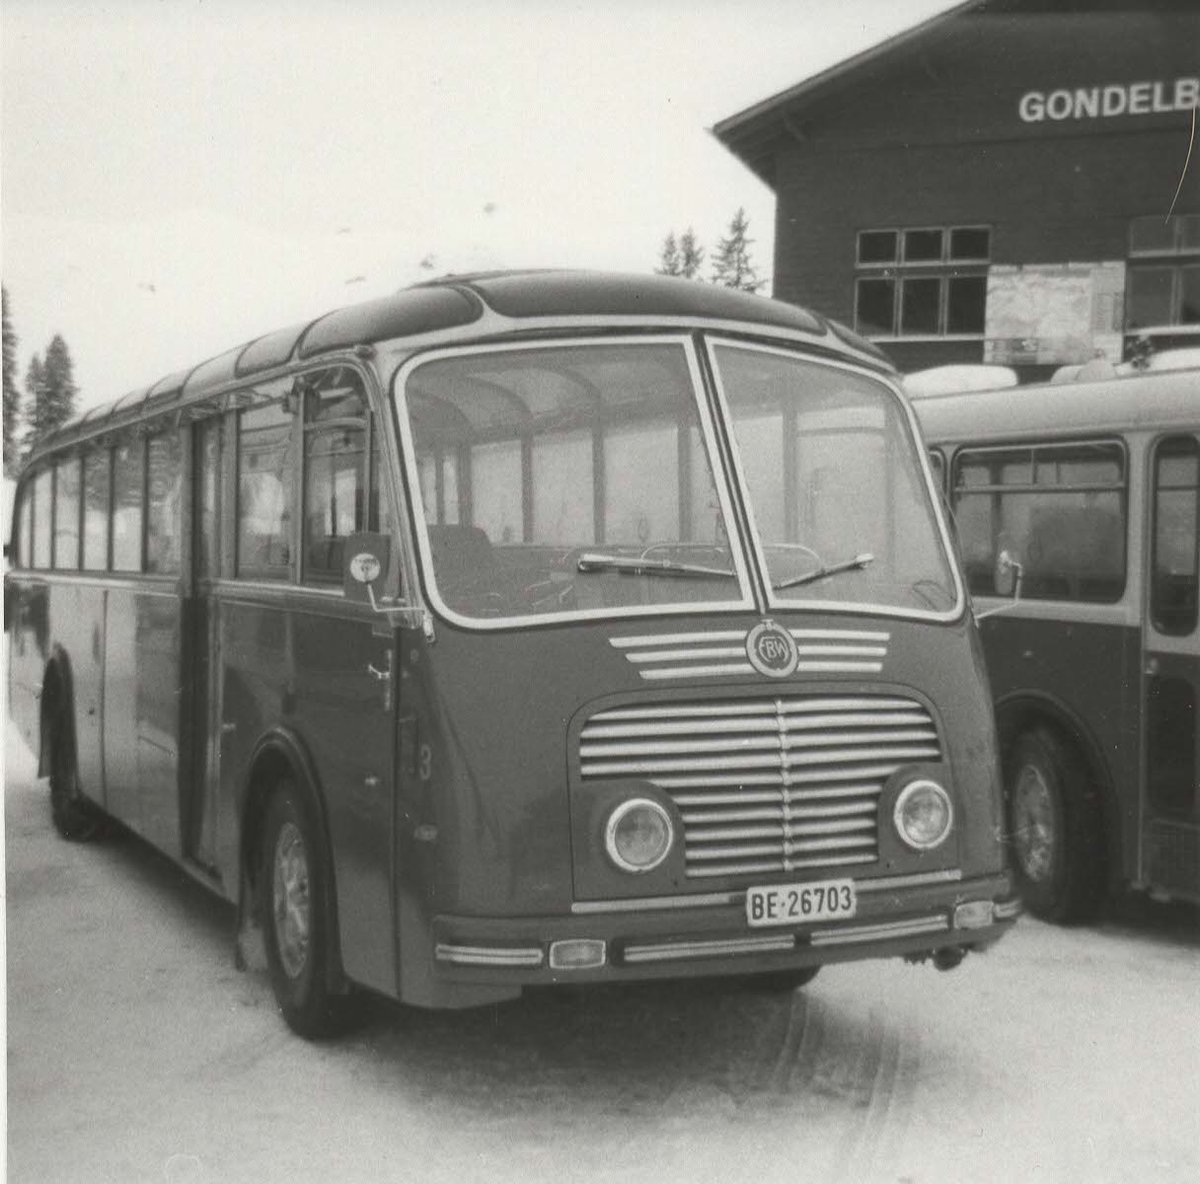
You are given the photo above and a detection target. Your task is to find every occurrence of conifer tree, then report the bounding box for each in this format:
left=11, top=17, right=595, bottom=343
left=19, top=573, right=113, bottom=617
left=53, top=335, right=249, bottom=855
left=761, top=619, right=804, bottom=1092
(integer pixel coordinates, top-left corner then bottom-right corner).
left=679, top=228, right=705, bottom=280
left=710, top=207, right=764, bottom=292
left=656, top=232, right=681, bottom=276
left=25, top=334, right=79, bottom=448
left=2, top=286, right=19, bottom=474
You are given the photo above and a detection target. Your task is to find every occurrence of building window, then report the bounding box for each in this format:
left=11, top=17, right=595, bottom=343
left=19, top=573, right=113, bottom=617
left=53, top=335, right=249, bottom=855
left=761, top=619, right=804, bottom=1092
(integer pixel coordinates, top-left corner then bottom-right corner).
left=854, top=225, right=990, bottom=339
left=1126, top=214, right=1200, bottom=331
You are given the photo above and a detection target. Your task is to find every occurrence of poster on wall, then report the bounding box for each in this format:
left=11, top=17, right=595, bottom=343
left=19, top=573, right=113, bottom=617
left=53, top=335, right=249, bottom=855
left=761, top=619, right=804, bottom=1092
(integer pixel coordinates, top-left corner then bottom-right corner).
left=983, top=262, right=1125, bottom=366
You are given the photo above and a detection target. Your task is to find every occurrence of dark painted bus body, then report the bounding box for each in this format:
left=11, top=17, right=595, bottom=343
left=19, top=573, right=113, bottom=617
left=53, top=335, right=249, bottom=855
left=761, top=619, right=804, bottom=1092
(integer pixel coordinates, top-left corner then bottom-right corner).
left=6, top=271, right=1017, bottom=1035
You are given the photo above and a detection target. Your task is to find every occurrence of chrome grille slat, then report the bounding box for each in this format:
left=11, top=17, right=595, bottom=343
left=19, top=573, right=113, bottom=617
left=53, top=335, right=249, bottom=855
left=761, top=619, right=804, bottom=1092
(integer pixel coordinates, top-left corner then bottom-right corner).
left=580, top=693, right=942, bottom=880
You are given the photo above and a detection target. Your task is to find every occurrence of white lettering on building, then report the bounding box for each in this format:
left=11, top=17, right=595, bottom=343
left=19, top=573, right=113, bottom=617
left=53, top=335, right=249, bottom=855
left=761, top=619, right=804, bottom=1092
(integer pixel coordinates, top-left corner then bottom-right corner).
left=1018, top=78, right=1199, bottom=123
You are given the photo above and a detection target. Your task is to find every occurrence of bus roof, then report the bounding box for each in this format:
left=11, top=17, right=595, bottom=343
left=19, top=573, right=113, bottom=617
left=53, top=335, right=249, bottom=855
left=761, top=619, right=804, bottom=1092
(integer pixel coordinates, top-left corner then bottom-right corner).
left=913, top=367, right=1198, bottom=444
left=27, top=270, right=889, bottom=465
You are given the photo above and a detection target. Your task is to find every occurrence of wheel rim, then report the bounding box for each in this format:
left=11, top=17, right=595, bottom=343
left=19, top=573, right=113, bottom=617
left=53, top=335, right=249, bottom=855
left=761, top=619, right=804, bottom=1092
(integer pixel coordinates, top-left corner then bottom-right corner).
left=272, top=822, right=311, bottom=980
left=1012, top=764, right=1057, bottom=883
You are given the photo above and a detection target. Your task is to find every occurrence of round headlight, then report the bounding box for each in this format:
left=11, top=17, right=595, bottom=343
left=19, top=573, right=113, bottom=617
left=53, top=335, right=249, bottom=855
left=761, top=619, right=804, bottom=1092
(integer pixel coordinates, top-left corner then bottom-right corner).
left=605, top=798, right=674, bottom=873
left=893, top=779, right=953, bottom=850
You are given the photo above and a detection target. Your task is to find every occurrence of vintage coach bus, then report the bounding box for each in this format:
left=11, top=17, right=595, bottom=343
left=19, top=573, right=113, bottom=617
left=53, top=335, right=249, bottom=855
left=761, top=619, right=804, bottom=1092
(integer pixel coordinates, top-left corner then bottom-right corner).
left=5, top=271, right=1017, bottom=1037
left=916, top=369, right=1199, bottom=922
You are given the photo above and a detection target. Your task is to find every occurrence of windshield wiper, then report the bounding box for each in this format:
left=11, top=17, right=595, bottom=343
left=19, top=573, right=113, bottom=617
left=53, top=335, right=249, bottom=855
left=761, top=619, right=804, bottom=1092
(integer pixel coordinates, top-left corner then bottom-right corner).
left=576, top=552, right=735, bottom=580
left=773, top=552, right=874, bottom=591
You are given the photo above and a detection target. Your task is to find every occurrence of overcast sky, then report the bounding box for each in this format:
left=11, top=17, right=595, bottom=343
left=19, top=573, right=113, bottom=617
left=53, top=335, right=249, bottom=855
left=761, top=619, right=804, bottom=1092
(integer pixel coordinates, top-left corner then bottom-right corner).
left=2, top=0, right=955, bottom=408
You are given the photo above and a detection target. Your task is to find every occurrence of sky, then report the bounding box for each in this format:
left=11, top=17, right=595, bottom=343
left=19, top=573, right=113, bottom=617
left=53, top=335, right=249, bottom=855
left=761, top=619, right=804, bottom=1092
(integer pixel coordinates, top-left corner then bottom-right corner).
left=2, top=0, right=957, bottom=411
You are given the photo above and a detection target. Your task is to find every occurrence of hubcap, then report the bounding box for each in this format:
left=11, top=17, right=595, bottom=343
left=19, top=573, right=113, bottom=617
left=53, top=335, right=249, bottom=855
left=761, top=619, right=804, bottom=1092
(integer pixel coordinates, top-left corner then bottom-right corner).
left=1012, top=764, right=1056, bottom=883
left=272, top=822, right=311, bottom=979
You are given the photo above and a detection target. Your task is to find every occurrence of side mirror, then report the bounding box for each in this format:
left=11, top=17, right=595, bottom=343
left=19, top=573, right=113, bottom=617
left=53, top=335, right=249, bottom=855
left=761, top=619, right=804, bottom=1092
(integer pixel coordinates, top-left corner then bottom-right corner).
left=343, top=533, right=393, bottom=611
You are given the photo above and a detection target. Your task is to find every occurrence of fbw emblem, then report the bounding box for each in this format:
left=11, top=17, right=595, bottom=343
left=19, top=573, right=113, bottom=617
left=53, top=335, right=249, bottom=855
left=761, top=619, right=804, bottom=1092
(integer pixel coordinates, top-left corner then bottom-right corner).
left=745, top=620, right=798, bottom=678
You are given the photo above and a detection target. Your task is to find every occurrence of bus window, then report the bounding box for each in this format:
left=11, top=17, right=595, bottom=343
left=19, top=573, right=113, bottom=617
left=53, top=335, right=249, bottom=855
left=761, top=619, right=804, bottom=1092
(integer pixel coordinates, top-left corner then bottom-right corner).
left=112, top=439, right=145, bottom=572
left=146, top=431, right=182, bottom=575
left=17, top=481, right=32, bottom=568
left=237, top=396, right=296, bottom=579
left=32, top=467, right=52, bottom=569
left=82, top=450, right=111, bottom=572
left=303, top=369, right=367, bottom=584
left=952, top=441, right=1126, bottom=601
left=1151, top=435, right=1199, bottom=635
left=712, top=343, right=956, bottom=613
left=53, top=458, right=81, bottom=570
left=196, top=418, right=221, bottom=578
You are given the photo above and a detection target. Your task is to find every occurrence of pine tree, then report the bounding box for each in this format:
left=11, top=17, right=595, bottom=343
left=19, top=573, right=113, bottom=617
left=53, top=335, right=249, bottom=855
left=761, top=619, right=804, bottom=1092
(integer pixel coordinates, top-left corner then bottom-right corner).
left=25, top=334, right=79, bottom=449
left=2, top=286, right=19, bottom=475
left=710, top=208, right=764, bottom=292
left=656, top=232, right=681, bottom=276
left=679, top=228, right=705, bottom=280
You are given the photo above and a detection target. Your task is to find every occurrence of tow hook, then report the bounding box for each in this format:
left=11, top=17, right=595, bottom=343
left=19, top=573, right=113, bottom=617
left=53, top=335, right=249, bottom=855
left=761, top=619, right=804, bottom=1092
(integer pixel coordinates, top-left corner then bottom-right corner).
left=932, top=946, right=967, bottom=971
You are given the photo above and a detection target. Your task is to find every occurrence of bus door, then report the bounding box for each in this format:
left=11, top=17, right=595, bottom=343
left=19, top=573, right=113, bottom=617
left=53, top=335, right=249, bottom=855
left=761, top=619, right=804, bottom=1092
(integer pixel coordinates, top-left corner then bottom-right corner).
left=1141, top=433, right=1200, bottom=901
left=183, top=414, right=224, bottom=873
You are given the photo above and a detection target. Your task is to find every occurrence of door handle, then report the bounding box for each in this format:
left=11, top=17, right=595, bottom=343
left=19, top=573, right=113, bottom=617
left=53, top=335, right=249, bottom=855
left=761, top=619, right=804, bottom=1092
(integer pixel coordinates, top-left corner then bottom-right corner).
left=367, top=663, right=389, bottom=681
left=367, top=652, right=393, bottom=710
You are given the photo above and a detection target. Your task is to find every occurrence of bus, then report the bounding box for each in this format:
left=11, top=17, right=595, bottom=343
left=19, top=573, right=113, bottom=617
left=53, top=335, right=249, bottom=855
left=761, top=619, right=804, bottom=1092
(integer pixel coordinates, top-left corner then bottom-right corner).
left=5, top=271, right=1018, bottom=1037
left=914, top=369, right=1199, bottom=921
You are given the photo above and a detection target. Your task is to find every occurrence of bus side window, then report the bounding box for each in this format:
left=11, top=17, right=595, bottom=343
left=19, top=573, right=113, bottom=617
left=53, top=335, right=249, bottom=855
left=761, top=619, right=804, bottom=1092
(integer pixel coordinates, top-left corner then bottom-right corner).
left=53, top=456, right=82, bottom=570
left=31, top=467, right=52, bottom=569
left=1151, top=435, right=1199, bottom=636
left=237, top=396, right=296, bottom=579
left=146, top=429, right=182, bottom=575
left=112, top=438, right=146, bottom=572
left=17, top=478, right=33, bottom=568
left=82, top=449, right=112, bottom=571
left=302, top=368, right=367, bottom=586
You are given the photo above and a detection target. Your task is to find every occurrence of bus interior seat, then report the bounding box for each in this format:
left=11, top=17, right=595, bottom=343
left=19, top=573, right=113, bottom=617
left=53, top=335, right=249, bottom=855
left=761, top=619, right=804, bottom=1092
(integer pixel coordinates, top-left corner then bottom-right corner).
left=426, top=524, right=497, bottom=600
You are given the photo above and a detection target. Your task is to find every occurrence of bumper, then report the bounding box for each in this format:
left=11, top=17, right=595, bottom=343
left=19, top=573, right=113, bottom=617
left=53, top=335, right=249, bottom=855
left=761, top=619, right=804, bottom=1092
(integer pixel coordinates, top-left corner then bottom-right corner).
left=419, top=870, right=1019, bottom=1006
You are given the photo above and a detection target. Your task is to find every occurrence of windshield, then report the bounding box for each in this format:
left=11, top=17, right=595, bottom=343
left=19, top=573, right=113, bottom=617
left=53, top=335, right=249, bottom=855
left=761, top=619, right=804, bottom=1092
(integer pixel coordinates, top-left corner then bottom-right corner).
left=710, top=342, right=958, bottom=614
left=396, top=340, right=752, bottom=623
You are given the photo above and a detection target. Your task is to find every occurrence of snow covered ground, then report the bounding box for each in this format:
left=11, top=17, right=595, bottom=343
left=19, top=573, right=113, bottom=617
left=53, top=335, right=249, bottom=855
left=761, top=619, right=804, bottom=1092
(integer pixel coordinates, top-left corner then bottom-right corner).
left=4, top=721, right=1198, bottom=1184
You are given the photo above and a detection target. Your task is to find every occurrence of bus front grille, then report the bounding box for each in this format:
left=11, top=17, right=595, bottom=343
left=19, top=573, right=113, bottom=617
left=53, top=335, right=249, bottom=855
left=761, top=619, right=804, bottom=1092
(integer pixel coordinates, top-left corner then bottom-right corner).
left=579, top=695, right=941, bottom=880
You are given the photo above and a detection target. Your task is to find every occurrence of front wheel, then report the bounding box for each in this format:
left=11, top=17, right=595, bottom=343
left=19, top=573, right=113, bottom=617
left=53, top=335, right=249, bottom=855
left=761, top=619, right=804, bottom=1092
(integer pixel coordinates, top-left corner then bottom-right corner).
left=259, top=782, right=358, bottom=1038
left=1005, top=728, right=1105, bottom=923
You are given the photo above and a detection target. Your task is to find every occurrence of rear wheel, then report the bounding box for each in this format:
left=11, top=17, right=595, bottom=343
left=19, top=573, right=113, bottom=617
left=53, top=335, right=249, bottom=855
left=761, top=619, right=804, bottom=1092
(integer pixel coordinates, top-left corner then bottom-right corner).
left=259, top=781, right=357, bottom=1038
left=1005, top=727, right=1105, bottom=923
left=47, top=699, right=102, bottom=842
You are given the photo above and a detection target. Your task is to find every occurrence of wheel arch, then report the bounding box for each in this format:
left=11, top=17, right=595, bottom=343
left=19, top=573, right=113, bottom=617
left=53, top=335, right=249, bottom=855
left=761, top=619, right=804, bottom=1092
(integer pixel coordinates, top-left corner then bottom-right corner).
left=238, top=727, right=350, bottom=993
left=994, top=690, right=1120, bottom=891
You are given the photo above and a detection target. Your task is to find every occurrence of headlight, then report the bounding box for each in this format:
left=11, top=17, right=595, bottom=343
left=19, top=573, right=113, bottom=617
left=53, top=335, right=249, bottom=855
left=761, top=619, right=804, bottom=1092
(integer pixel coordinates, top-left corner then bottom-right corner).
left=893, top=779, right=953, bottom=850
left=605, top=798, right=674, bottom=873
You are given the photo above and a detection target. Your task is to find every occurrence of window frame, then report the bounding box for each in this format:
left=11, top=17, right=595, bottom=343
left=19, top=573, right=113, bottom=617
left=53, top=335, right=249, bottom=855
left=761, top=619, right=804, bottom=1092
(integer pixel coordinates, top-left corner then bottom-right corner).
left=1149, top=433, right=1199, bottom=637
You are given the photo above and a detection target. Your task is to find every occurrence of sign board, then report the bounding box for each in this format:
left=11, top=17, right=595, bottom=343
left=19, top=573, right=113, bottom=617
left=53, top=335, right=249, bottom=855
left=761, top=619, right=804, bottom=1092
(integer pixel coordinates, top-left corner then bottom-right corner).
left=983, top=262, right=1125, bottom=367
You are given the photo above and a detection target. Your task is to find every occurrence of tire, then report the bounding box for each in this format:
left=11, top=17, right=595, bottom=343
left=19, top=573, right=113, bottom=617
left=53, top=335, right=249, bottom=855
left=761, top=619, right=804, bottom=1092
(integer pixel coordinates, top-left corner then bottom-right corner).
left=1004, top=727, right=1105, bottom=923
left=47, top=699, right=103, bottom=842
left=259, top=781, right=358, bottom=1038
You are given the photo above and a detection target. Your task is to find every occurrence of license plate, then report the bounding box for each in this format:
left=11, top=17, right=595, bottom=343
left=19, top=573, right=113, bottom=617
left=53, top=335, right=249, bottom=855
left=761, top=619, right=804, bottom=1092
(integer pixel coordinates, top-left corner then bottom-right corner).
left=745, top=878, right=858, bottom=928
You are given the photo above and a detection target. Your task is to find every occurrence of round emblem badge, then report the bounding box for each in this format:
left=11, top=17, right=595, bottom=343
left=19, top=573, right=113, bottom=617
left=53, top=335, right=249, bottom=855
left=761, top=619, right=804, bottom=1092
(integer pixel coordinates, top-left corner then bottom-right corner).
left=745, top=619, right=798, bottom=678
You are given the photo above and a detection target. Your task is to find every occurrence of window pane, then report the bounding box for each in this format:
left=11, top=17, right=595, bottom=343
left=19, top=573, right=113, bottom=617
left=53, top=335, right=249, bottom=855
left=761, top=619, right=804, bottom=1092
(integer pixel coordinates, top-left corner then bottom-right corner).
left=18, top=483, right=32, bottom=568
left=855, top=278, right=895, bottom=336
left=1151, top=436, right=1199, bottom=636
left=1180, top=215, right=1200, bottom=252
left=472, top=440, right=523, bottom=544
left=82, top=451, right=111, bottom=571
left=716, top=345, right=957, bottom=613
left=1181, top=266, right=1200, bottom=325
left=1130, top=215, right=1177, bottom=255
left=857, top=230, right=896, bottom=264
left=1127, top=268, right=1175, bottom=329
left=304, top=423, right=366, bottom=583
left=946, top=275, right=987, bottom=334
left=197, top=419, right=221, bottom=578
left=238, top=400, right=296, bottom=576
left=53, top=458, right=81, bottom=570
left=112, top=439, right=145, bottom=572
left=949, top=227, right=990, bottom=260
left=532, top=429, right=593, bottom=544
left=900, top=278, right=940, bottom=335
left=32, top=468, right=51, bottom=568
left=146, top=432, right=182, bottom=574
left=903, top=229, right=943, bottom=262
left=1035, top=443, right=1123, bottom=487
left=604, top=421, right=679, bottom=544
